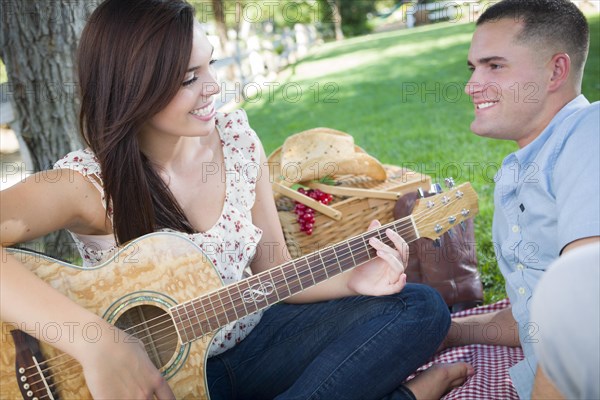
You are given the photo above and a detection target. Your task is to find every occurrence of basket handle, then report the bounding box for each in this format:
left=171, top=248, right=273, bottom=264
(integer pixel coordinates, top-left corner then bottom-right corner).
left=272, top=182, right=343, bottom=221
left=306, top=182, right=401, bottom=200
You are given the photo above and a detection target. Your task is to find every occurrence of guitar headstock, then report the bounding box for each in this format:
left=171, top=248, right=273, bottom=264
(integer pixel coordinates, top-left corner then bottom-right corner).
left=412, top=182, right=479, bottom=240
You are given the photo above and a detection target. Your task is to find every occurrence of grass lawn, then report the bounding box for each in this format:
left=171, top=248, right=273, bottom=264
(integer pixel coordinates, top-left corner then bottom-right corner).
left=244, top=16, right=600, bottom=304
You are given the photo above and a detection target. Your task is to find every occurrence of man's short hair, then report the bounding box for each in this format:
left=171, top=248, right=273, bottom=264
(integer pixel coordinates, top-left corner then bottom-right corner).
left=477, top=0, right=590, bottom=82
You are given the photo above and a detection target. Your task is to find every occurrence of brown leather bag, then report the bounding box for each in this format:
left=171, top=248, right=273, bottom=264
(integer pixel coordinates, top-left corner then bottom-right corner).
left=394, top=189, right=484, bottom=312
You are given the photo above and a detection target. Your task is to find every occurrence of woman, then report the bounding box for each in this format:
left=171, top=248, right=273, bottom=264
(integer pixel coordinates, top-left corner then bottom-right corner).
left=0, top=0, right=472, bottom=398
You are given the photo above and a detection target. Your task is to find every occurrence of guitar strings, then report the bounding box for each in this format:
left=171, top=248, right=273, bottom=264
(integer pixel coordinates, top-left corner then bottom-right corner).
left=28, top=216, right=413, bottom=388
left=29, top=196, right=464, bottom=396
left=121, top=193, right=468, bottom=344
left=25, top=228, right=411, bottom=392
left=28, top=203, right=472, bottom=394
left=101, top=198, right=442, bottom=347
left=167, top=194, right=470, bottom=341
left=150, top=193, right=474, bottom=358
left=24, top=194, right=467, bottom=388
left=21, top=193, right=473, bottom=389
left=23, top=193, right=469, bottom=387
left=24, top=226, right=407, bottom=390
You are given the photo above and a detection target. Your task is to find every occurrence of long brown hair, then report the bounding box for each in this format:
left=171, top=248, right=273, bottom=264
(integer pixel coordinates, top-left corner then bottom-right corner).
left=77, top=0, right=197, bottom=245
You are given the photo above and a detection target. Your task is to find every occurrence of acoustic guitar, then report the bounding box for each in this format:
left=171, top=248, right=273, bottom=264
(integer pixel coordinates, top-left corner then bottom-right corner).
left=0, top=183, right=478, bottom=399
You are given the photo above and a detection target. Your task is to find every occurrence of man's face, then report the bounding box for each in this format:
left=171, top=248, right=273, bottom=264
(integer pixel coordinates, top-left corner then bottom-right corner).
left=466, top=19, right=553, bottom=148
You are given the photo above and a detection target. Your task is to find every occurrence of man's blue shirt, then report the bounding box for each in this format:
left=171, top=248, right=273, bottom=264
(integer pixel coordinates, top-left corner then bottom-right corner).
left=492, top=95, right=600, bottom=399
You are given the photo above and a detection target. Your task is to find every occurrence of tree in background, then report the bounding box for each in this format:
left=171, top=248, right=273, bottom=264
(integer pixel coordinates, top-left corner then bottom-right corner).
left=211, top=0, right=229, bottom=54
left=194, top=0, right=319, bottom=35
left=195, top=0, right=389, bottom=42
left=318, top=0, right=384, bottom=39
left=326, top=0, right=344, bottom=40
left=0, top=0, right=94, bottom=258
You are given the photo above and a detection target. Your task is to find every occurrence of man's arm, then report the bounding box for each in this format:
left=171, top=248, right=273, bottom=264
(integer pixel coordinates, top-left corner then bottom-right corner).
left=441, top=305, right=520, bottom=350
left=442, top=236, right=599, bottom=351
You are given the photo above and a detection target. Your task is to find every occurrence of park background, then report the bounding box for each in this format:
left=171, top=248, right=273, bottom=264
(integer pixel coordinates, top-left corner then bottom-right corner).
left=1, top=0, right=599, bottom=303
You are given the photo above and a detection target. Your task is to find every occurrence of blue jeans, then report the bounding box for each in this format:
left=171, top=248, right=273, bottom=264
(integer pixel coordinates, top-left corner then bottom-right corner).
left=206, top=283, right=450, bottom=400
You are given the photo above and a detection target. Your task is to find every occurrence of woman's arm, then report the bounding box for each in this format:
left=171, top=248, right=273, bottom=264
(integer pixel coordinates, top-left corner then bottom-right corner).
left=0, top=170, right=174, bottom=399
left=1, top=170, right=109, bottom=333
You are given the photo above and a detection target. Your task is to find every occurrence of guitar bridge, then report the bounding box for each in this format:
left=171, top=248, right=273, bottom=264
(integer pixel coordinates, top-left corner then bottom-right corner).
left=11, top=330, right=60, bottom=400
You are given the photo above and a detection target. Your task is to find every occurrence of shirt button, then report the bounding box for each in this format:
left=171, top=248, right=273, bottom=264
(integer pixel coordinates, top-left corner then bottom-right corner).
left=512, top=225, right=520, bottom=233
left=518, top=287, right=526, bottom=295
left=517, top=263, right=524, bottom=270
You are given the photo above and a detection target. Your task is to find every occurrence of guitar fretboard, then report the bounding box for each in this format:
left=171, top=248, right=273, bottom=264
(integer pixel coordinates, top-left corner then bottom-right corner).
left=170, top=216, right=418, bottom=344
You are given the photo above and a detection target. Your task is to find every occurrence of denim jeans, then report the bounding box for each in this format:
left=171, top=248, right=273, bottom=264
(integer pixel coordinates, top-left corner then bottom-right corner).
left=206, top=283, right=450, bottom=400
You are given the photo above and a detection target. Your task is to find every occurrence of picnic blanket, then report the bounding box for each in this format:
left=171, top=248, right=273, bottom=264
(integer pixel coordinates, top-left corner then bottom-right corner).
left=410, top=299, right=524, bottom=400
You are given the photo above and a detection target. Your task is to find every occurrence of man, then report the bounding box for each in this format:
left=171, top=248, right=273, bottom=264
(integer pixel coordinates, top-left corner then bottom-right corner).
left=442, top=1, right=600, bottom=399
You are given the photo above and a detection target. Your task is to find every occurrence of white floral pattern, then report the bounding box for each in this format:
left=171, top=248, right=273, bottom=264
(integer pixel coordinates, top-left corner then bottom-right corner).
left=53, top=109, right=264, bottom=356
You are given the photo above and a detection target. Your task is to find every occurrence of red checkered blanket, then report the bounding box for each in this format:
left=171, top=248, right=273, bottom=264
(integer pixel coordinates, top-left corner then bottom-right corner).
left=413, top=299, right=524, bottom=400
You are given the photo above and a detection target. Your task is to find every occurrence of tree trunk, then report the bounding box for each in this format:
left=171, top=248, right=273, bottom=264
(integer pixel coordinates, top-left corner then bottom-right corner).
left=0, top=0, right=94, bottom=260
left=327, top=0, right=344, bottom=41
left=211, top=0, right=228, bottom=55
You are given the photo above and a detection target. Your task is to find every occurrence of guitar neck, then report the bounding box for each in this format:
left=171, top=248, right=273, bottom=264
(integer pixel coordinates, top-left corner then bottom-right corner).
left=170, top=182, right=478, bottom=345
left=170, top=216, right=418, bottom=344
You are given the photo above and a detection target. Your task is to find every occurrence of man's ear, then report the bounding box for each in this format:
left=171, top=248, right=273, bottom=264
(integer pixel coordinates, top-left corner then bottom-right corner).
left=548, top=53, right=571, bottom=92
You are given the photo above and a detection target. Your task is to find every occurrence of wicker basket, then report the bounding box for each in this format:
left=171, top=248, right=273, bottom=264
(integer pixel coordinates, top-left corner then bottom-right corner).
left=275, top=165, right=432, bottom=258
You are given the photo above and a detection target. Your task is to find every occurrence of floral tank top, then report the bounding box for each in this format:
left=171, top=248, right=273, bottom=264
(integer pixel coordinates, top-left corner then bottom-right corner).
left=53, top=109, right=264, bottom=357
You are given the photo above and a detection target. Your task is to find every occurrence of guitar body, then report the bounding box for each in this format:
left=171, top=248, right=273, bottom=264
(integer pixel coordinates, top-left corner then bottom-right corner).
left=0, top=183, right=479, bottom=400
left=1, top=232, right=222, bottom=400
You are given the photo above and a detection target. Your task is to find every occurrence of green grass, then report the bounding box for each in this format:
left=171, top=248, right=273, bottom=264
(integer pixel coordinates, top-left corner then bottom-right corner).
left=244, top=16, right=600, bottom=304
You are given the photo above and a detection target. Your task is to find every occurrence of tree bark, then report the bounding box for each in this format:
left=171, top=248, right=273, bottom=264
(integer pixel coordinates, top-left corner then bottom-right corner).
left=0, top=0, right=95, bottom=260
left=327, top=0, right=344, bottom=41
left=211, top=0, right=228, bottom=55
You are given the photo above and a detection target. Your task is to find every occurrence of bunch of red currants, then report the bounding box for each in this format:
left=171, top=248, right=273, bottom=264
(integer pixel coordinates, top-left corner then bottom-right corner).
left=294, top=188, right=334, bottom=235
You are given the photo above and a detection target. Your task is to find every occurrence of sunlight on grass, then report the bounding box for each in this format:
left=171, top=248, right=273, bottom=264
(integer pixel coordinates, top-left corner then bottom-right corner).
left=291, top=31, right=474, bottom=81
left=246, top=17, right=600, bottom=304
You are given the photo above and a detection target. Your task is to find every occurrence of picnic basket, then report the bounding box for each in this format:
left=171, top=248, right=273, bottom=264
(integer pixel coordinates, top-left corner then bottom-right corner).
left=271, top=161, right=432, bottom=258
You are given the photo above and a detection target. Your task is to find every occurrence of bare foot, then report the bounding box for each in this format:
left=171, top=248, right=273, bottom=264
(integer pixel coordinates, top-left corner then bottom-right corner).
left=405, top=362, right=474, bottom=400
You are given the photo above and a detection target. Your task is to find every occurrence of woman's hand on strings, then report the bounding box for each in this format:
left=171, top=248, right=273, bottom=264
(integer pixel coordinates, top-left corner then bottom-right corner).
left=80, top=325, right=175, bottom=400
left=347, top=220, right=409, bottom=296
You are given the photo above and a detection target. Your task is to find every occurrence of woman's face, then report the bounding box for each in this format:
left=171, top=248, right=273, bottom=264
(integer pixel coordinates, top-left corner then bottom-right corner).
left=144, top=22, right=221, bottom=140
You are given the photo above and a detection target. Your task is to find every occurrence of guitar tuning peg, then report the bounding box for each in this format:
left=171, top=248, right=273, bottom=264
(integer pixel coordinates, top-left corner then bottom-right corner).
left=460, top=221, right=467, bottom=232
left=445, top=177, right=455, bottom=188
left=417, top=187, right=426, bottom=198
left=447, top=228, right=455, bottom=238
left=430, top=183, right=443, bottom=194
left=432, top=238, right=442, bottom=248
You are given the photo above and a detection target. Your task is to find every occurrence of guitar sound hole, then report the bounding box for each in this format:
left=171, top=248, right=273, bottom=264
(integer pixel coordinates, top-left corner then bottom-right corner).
left=114, top=305, right=178, bottom=370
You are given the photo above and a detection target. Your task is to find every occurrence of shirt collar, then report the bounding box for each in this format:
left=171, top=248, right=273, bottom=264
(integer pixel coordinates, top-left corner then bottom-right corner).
left=508, top=95, right=590, bottom=166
